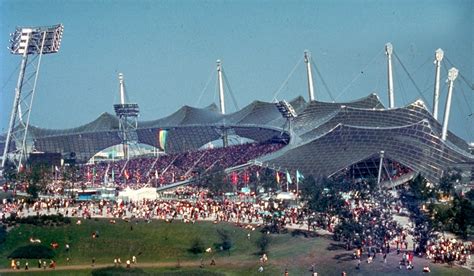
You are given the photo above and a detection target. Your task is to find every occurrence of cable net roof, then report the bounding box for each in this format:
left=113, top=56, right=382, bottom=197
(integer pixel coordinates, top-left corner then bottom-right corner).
left=1, top=93, right=472, bottom=182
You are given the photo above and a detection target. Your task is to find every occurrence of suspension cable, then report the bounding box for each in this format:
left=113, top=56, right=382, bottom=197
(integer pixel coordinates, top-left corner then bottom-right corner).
left=222, top=68, right=240, bottom=111
left=311, top=60, right=335, bottom=101
left=335, top=48, right=384, bottom=101
left=272, top=56, right=304, bottom=101
left=393, top=51, right=430, bottom=105
left=196, top=69, right=215, bottom=107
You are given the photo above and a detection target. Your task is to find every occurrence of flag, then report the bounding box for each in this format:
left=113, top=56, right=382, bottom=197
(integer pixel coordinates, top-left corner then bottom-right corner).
left=286, top=171, right=292, bottom=184
left=276, top=171, right=280, bottom=184
left=124, top=170, right=130, bottom=180
left=111, top=169, right=115, bottom=182
left=157, top=129, right=168, bottom=151
left=92, top=167, right=96, bottom=183
left=296, top=170, right=304, bottom=184
left=231, top=171, right=238, bottom=185
left=243, top=172, right=250, bottom=184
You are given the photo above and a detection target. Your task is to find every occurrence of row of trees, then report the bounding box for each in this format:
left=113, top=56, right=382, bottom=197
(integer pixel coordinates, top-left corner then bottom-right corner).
left=408, top=170, right=474, bottom=239
left=2, top=161, right=80, bottom=198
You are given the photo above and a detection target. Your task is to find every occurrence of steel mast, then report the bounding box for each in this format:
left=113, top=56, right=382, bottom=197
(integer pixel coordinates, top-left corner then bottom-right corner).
left=385, top=43, right=395, bottom=109
left=441, top=68, right=458, bottom=141
left=432, top=49, right=444, bottom=120
left=2, top=24, right=64, bottom=170
left=304, top=50, right=315, bottom=101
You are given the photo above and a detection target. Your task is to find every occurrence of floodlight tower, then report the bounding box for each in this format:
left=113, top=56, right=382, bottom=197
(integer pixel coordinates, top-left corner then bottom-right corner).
left=275, top=100, right=298, bottom=141
left=385, top=43, right=395, bottom=109
left=441, top=68, right=458, bottom=141
left=304, top=50, right=315, bottom=102
left=1, top=24, right=64, bottom=170
left=432, top=49, right=444, bottom=120
left=113, top=73, right=140, bottom=160
left=216, top=60, right=228, bottom=147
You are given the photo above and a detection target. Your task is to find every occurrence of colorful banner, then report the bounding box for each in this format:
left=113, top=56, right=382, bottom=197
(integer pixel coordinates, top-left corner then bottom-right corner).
left=157, top=129, right=168, bottom=151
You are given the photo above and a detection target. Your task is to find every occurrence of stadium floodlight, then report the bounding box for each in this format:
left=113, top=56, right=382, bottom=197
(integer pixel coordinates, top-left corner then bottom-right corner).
left=2, top=24, right=64, bottom=171
left=275, top=100, right=298, bottom=119
left=9, top=24, right=64, bottom=55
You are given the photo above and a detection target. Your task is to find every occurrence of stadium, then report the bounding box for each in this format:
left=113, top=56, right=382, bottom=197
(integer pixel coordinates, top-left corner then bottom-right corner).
left=1, top=5, right=473, bottom=274
left=0, top=25, right=472, bottom=187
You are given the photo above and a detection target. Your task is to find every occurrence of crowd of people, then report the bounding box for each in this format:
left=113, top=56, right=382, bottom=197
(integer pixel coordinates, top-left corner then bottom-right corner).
left=79, top=142, right=282, bottom=186
left=1, top=141, right=471, bottom=273
left=425, top=237, right=472, bottom=266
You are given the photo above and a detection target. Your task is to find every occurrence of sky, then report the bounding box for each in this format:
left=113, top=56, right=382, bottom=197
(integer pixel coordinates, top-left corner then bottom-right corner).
left=0, top=0, right=472, bottom=142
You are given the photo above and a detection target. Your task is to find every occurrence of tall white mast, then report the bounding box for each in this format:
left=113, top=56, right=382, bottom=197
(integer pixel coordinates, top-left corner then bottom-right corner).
left=377, top=150, right=385, bottom=185
left=432, top=49, right=444, bottom=120
left=304, top=50, right=315, bottom=101
left=217, top=60, right=225, bottom=114
left=441, top=67, right=458, bottom=141
left=119, top=73, right=126, bottom=104
left=385, top=43, right=395, bottom=108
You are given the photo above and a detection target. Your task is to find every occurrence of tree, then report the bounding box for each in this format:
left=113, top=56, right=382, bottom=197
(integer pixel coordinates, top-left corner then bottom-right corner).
left=409, top=174, right=434, bottom=202
left=256, top=234, right=271, bottom=254
left=19, top=163, right=50, bottom=199
left=189, top=238, right=205, bottom=254
left=300, top=176, right=345, bottom=215
left=438, top=168, right=462, bottom=197
left=260, top=168, right=279, bottom=193
left=2, top=160, right=17, bottom=183
left=197, top=166, right=232, bottom=195
left=451, top=194, right=474, bottom=239
left=216, top=229, right=233, bottom=255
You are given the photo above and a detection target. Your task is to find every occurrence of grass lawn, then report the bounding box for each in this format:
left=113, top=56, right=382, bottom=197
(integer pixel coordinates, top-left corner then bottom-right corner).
left=0, top=218, right=472, bottom=275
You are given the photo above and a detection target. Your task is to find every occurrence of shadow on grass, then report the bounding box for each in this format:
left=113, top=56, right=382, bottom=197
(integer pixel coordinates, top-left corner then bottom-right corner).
left=327, top=243, right=346, bottom=251
left=91, top=266, right=147, bottom=275
left=91, top=266, right=225, bottom=276
left=333, top=253, right=354, bottom=263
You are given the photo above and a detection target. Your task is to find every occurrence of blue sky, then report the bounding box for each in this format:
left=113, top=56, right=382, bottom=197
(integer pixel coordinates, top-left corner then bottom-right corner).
left=0, top=0, right=472, bottom=141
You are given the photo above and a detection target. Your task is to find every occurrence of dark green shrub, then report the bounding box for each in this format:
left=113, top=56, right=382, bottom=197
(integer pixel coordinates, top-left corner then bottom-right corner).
left=188, top=238, right=205, bottom=254
left=256, top=234, right=271, bottom=254
left=8, top=244, right=55, bottom=259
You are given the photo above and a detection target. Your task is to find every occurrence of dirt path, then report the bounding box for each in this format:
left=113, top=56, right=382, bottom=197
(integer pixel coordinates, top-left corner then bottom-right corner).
left=0, top=259, right=259, bottom=273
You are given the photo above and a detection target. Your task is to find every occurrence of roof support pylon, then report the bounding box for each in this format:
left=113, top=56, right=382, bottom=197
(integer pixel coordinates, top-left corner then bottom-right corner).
left=304, top=50, right=315, bottom=101
left=441, top=68, right=458, bottom=141
left=385, top=43, right=395, bottom=109
left=217, top=60, right=225, bottom=114
left=377, top=150, right=385, bottom=185
left=432, top=49, right=444, bottom=120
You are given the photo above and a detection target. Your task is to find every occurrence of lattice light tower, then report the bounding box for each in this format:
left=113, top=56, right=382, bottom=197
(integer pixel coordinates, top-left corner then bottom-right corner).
left=275, top=100, right=298, bottom=140
left=2, top=24, right=64, bottom=170
left=113, top=73, right=139, bottom=160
